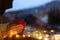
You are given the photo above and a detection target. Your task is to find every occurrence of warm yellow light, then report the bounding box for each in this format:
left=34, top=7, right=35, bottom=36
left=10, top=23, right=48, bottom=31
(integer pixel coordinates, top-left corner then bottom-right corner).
left=44, top=37, right=49, bottom=40
left=4, top=36, right=6, bottom=38
left=46, top=34, right=49, bottom=37
left=35, top=34, right=39, bottom=37
left=50, top=30, right=54, bottom=32
left=54, top=34, right=60, bottom=36
left=10, top=32, right=14, bottom=37
left=38, top=36, right=42, bottom=39
left=54, top=34, right=60, bottom=40
left=23, top=35, right=26, bottom=37
left=35, top=31, right=38, bottom=32
left=16, top=34, right=20, bottom=38
left=43, top=30, right=47, bottom=33
left=10, top=30, right=17, bottom=37
left=28, top=35, right=31, bottom=37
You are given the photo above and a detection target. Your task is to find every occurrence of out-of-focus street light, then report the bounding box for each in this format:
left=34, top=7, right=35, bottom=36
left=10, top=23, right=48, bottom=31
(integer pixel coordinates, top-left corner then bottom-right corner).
left=23, top=35, right=26, bottom=37
left=27, top=35, right=31, bottom=37
left=50, top=30, right=54, bottom=33
left=46, top=34, right=49, bottom=37
left=43, top=30, right=47, bottom=33
left=16, top=34, right=20, bottom=38
left=44, top=37, right=49, bottom=40
left=38, top=36, right=42, bottom=40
